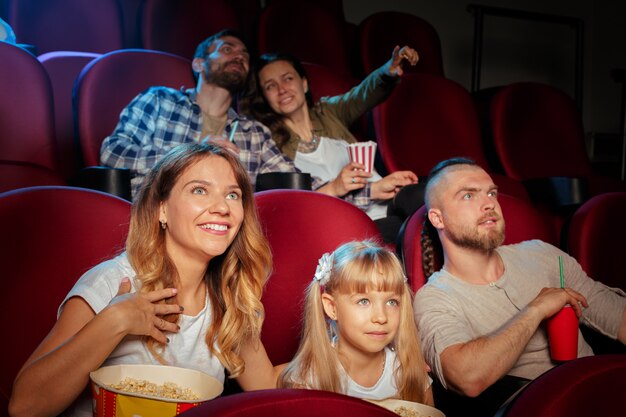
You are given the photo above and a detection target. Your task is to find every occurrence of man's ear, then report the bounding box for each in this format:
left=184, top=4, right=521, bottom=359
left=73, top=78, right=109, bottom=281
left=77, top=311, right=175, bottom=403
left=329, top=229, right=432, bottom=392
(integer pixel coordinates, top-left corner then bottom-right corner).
left=192, top=58, right=204, bottom=73
left=321, top=293, right=337, bottom=320
left=428, top=208, right=444, bottom=230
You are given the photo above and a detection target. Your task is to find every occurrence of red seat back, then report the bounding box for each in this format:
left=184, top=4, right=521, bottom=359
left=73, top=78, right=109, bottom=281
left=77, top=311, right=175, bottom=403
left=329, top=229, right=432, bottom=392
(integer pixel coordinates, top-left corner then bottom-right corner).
left=0, top=42, right=58, bottom=172
left=38, top=51, right=101, bottom=178
left=181, top=389, right=399, bottom=417
left=490, top=82, right=593, bottom=181
left=359, top=11, right=444, bottom=77
left=500, top=354, right=626, bottom=417
left=373, top=72, right=528, bottom=201
left=0, top=160, right=66, bottom=193
left=141, top=0, right=239, bottom=59
left=8, top=0, right=123, bottom=54
left=258, top=2, right=352, bottom=77
left=0, top=186, right=131, bottom=404
left=566, top=192, right=626, bottom=291
left=74, top=49, right=195, bottom=167
left=401, top=194, right=556, bottom=291
left=254, top=190, right=381, bottom=364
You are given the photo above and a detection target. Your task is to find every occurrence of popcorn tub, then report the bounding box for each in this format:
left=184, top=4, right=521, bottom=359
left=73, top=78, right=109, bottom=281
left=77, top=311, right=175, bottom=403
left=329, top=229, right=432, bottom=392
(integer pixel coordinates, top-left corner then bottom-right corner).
left=90, top=364, right=223, bottom=417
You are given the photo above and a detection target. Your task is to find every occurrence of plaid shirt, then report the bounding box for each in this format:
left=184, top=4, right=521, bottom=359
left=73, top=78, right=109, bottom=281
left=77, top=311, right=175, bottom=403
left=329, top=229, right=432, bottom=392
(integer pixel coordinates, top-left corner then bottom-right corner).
left=100, top=87, right=316, bottom=197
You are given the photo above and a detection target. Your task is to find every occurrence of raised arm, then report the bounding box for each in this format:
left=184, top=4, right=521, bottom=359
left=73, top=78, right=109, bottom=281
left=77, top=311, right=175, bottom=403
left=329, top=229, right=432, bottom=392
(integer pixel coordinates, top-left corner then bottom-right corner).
left=323, top=45, right=418, bottom=125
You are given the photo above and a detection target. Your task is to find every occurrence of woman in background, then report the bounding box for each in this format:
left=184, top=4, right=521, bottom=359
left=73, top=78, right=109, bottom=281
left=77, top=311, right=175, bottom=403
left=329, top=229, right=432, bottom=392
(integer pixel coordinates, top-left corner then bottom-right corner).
left=242, top=47, right=421, bottom=243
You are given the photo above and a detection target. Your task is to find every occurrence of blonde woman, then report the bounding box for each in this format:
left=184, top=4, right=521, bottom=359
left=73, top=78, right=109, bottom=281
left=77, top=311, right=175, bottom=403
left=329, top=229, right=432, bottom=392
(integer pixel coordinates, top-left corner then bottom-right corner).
left=10, top=143, right=277, bottom=417
left=279, top=240, right=433, bottom=405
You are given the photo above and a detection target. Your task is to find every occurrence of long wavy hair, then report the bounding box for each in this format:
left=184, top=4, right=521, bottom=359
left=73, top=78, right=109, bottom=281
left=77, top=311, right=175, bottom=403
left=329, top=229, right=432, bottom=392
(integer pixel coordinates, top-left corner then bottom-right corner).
left=279, top=240, right=429, bottom=402
left=239, top=52, right=314, bottom=151
left=421, top=157, right=477, bottom=278
left=126, top=142, right=272, bottom=377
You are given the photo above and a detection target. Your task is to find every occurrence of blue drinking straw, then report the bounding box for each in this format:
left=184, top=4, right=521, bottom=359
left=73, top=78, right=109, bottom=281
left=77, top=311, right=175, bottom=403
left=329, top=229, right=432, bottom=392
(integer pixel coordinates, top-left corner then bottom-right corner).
left=559, top=255, right=564, bottom=288
left=228, top=120, right=239, bottom=143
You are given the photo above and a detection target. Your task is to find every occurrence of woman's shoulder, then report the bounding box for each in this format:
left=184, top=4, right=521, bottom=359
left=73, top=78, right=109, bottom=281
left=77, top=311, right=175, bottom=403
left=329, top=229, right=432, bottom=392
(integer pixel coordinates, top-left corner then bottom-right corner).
left=59, top=253, right=136, bottom=316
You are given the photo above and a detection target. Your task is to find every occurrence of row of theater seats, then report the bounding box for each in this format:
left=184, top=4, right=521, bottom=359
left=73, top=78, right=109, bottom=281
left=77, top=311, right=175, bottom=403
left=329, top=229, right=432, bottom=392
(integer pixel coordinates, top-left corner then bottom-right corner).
left=3, top=36, right=624, bottom=201
left=1, top=0, right=443, bottom=79
left=1, top=186, right=625, bottom=417
left=4, top=0, right=624, bottom=213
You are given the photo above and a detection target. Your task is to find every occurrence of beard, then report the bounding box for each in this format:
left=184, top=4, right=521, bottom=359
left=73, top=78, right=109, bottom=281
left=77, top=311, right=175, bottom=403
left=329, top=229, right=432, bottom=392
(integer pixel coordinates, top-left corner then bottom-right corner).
left=444, top=211, right=505, bottom=251
left=203, top=59, right=247, bottom=93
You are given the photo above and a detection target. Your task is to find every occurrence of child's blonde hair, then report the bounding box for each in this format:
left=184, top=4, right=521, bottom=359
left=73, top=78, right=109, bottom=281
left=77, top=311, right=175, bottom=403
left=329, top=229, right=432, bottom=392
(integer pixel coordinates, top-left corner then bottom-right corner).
left=278, top=240, right=429, bottom=402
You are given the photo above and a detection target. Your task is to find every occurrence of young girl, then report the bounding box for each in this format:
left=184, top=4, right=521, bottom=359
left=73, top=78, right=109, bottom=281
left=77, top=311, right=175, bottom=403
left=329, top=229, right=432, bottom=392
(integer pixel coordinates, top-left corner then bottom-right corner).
left=279, top=240, right=433, bottom=405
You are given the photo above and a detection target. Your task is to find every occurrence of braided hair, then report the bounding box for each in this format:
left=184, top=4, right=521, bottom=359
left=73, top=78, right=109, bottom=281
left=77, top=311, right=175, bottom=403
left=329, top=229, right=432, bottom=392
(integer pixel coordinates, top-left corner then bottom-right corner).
left=421, top=157, right=477, bottom=278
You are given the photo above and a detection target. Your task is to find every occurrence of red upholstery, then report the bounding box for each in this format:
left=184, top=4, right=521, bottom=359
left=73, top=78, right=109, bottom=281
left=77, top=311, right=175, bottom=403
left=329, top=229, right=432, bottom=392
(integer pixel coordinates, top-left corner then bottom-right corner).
left=258, top=2, right=353, bottom=77
left=491, top=82, right=592, bottom=181
left=0, top=186, right=131, bottom=405
left=498, top=354, right=626, bottom=417
left=491, top=82, right=626, bottom=198
left=254, top=190, right=381, bottom=364
left=0, top=160, right=66, bottom=193
left=38, top=51, right=101, bottom=178
left=358, top=11, right=444, bottom=77
left=400, top=194, right=556, bottom=292
left=566, top=192, right=626, bottom=291
left=373, top=72, right=529, bottom=201
left=74, top=49, right=195, bottom=167
left=181, top=389, right=397, bottom=417
left=267, top=0, right=346, bottom=21
left=8, top=0, right=123, bottom=54
left=0, top=42, right=58, bottom=172
left=141, top=0, right=238, bottom=59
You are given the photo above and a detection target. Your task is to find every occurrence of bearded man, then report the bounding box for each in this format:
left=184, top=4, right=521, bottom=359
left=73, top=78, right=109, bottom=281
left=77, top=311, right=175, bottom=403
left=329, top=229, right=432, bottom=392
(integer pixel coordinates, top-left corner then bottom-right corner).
left=101, top=29, right=304, bottom=198
left=413, top=157, right=626, bottom=398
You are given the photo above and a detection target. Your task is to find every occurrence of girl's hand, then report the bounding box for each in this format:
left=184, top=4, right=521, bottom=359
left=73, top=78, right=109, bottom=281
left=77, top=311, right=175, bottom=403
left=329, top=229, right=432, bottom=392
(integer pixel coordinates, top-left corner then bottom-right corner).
left=329, top=162, right=373, bottom=197
left=387, top=45, right=419, bottom=77
left=107, top=278, right=183, bottom=344
left=371, top=171, right=418, bottom=200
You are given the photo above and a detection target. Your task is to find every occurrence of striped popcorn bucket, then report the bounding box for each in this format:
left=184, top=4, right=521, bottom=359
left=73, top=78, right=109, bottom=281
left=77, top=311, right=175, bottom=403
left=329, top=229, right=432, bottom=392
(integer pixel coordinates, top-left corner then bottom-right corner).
left=347, top=141, right=377, bottom=173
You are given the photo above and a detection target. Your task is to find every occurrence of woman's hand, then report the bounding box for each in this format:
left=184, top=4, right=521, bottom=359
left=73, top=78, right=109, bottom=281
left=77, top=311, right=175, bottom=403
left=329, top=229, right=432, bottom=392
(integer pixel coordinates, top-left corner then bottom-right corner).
left=371, top=171, right=418, bottom=200
left=387, top=45, right=419, bottom=77
left=106, top=278, right=183, bottom=344
left=325, top=162, right=373, bottom=197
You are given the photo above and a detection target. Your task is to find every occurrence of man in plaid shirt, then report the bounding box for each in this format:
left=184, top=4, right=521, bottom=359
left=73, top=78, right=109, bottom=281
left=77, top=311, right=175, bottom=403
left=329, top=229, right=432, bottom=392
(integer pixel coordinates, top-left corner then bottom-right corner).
left=100, top=29, right=309, bottom=198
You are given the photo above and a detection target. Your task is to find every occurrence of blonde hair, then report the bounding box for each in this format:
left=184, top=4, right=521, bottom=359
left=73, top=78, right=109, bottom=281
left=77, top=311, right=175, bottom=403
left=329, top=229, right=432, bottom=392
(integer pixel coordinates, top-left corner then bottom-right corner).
left=126, top=142, right=271, bottom=377
left=279, top=240, right=429, bottom=402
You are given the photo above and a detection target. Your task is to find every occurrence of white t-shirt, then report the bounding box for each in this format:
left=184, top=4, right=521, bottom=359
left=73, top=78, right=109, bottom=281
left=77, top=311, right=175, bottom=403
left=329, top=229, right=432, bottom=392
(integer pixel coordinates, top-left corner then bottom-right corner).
left=58, top=252, right=225, bottom=417
left=294, top=137, right=388, bottom=220
left=341, top=347, right=399, bottom=400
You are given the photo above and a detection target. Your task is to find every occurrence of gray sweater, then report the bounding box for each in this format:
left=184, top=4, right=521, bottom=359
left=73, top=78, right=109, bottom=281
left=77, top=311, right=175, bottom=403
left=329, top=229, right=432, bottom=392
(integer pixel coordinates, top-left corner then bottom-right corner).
left=413, top=240, right=626, bottom=387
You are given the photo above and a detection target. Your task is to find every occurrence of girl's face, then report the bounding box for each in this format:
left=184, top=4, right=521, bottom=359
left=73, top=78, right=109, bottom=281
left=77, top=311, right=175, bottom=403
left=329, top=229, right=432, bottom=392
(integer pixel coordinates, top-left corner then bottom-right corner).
left=323, top=288, right=401, bottom=358
left=258, top=60, right=308, bottom=118
left=159, top=155, right=244, bottom=267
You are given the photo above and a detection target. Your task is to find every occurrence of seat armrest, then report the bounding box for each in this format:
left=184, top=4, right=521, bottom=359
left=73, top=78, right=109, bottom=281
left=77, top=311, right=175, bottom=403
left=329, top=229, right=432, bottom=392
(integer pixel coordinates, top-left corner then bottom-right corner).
left=522, top=176, right=588, bottom=210
left=70, top=166, right=132, bottom=201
